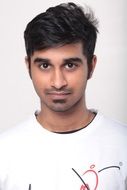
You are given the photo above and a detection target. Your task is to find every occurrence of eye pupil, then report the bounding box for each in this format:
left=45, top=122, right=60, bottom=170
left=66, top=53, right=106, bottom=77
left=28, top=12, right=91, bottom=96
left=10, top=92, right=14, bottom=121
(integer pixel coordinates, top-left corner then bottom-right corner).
left=68, top=63, right=73, bottom=67
left=43, top=63, right=48, bottom=68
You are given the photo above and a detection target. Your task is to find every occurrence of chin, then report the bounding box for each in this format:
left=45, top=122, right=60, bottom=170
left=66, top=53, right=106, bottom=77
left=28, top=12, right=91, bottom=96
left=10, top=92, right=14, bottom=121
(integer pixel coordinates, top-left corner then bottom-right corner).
left=50, top=106, right=71, bottom=113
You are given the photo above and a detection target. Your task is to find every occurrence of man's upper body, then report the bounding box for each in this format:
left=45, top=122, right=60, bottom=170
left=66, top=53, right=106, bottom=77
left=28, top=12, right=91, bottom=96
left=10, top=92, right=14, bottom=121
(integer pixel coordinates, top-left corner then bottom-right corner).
left=0, top=2, right=127, bottom=190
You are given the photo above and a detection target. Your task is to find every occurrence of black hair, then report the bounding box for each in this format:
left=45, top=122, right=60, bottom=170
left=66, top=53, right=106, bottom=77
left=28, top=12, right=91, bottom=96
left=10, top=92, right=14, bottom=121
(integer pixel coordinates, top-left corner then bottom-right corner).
left=24, top=2, right=98, bottom=64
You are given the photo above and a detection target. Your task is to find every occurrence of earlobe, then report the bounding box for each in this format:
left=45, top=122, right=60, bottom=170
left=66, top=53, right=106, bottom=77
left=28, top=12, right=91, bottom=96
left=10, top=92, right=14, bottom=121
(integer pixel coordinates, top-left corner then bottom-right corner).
left=87, top=55, right=97, bottom=79
left=25, top=56, right=32, bottom=78
left=25, top=56, right=29, bottom=70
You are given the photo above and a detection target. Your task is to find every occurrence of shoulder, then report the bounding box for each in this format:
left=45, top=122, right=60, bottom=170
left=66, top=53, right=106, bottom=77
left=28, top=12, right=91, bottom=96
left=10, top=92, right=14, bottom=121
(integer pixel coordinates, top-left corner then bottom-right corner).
left=0, top=115, right=36, bottom=147
left=98, top=112, right=127, bottom=133
left=95, top=111, right=127, bottom=144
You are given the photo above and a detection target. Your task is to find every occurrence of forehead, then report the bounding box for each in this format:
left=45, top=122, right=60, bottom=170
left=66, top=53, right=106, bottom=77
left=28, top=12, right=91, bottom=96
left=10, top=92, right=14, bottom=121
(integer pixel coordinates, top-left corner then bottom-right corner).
left=31, top=42, right=85, bottom=61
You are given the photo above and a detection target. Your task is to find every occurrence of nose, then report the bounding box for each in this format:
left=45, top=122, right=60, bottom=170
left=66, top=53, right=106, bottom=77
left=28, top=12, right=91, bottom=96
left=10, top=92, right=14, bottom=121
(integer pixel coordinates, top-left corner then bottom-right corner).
left=51, top=69, right=67, bottom=89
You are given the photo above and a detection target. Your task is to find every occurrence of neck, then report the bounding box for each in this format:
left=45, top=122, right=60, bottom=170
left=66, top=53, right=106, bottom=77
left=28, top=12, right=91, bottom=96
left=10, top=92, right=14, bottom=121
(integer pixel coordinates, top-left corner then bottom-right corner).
left=36, top=99, right=94, bottom=133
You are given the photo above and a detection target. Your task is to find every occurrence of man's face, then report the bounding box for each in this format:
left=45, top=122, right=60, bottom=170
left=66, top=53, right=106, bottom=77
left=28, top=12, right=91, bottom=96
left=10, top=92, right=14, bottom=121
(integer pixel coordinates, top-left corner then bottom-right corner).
left=26, top=43, right=96, bottom=113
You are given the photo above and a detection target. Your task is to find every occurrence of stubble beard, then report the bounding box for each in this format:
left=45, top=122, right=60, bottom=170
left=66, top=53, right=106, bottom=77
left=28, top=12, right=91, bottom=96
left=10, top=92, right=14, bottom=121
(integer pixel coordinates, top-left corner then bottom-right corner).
left=41, top=94, right=85, bottom=113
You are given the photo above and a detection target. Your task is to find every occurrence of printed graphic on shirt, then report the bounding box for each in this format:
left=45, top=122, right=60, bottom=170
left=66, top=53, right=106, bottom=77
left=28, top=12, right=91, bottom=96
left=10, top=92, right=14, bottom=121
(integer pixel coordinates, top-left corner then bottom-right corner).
left=72, top=163, right=122, bottom=190
left=28, top=184, right=31, bottom=190
left=28, top=162, right=122, bottom=190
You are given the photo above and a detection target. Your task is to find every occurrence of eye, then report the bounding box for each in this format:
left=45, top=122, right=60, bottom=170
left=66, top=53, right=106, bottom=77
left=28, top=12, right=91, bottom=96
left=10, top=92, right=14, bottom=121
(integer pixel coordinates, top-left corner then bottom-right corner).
left=65, top=63, right=78, bottom=70
left=39, top=63, right=51, bottom=70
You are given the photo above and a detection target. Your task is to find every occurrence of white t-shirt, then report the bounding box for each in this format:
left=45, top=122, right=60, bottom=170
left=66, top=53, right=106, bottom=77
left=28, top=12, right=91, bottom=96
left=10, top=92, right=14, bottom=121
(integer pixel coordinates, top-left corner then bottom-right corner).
left=0, top=112, right=127, bottom=190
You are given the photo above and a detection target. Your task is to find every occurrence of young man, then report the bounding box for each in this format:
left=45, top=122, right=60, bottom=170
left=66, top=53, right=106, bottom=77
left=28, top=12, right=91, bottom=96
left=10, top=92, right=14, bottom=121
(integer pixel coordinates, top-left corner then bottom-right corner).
left=0, top=2, right=127, bottom=190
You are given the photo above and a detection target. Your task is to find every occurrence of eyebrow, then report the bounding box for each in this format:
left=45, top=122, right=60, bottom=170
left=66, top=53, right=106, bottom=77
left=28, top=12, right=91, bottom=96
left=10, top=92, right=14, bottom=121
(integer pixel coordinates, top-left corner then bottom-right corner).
left=33, top=57, right=83, bottom=65
left=63, top=57, right=83, bottom=64
left=33, top=58, right=50, bottom=64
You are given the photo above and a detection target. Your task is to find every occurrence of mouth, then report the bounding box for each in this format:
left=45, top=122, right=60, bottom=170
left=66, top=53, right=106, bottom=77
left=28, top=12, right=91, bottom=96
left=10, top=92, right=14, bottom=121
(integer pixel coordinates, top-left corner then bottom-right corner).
left=47, top=91, right=71, bottom=100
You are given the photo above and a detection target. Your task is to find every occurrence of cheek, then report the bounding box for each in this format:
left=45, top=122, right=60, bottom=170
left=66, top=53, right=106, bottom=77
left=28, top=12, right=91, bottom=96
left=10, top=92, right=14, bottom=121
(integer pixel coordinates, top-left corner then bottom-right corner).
left=31, top=66, right=45, bottom=82
left=67, top=70, right=87, bottom=89
left=31, top=71, right=49, bottom=92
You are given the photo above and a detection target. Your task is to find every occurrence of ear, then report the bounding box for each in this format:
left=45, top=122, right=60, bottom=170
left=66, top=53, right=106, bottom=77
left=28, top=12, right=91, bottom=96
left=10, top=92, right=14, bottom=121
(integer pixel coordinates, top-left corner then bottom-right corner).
left=87, top=55, right=97, bottom=80
left=25, top=56, right=32, bottom=78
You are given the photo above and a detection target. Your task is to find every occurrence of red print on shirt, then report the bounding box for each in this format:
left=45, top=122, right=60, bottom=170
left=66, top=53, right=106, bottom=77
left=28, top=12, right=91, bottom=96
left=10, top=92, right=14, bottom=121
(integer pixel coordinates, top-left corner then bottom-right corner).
left=72, top=163, right=121, bottom=190
left=80, top=165, right=98, bottom=190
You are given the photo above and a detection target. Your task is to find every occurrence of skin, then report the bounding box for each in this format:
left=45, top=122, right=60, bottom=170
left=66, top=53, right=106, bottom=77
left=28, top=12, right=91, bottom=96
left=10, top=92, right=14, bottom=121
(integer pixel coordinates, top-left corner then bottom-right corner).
left=26, top=42, right=97, bottom=132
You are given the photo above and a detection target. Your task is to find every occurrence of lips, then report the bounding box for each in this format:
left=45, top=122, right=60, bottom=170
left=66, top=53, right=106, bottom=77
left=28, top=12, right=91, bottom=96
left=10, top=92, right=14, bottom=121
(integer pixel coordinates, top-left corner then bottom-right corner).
left=47, top=91, right=71, bottom=100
